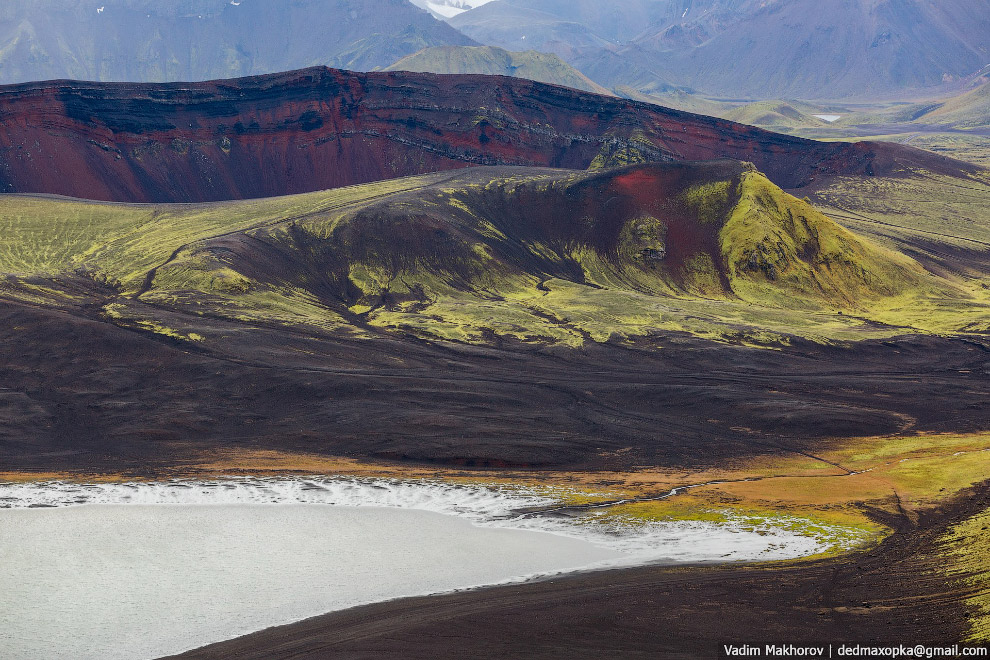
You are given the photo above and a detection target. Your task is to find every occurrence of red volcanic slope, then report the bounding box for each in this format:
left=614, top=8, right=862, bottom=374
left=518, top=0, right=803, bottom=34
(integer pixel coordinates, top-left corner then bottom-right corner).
left=0, top=67, right=969, bottom=202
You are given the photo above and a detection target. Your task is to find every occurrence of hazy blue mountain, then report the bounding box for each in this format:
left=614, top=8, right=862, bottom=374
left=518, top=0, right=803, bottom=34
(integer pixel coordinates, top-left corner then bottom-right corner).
left=452, top=0, right=990, bottom=100
left=447, top=2, right=613, bottom=61
left=492, top=0, right=690, bottom=44
left=627, top=0, right=990, bottom=99
left=0, top=0, right=475, bottom=84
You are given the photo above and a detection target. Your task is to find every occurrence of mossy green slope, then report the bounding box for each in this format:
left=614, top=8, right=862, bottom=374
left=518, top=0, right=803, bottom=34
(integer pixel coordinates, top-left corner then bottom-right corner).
left=941, top=506, right=990, bottom=642
left=722, top=101, right=832, bottom=131
left=814, top=170, right=990, bottom=333
left=919, top=81, right=990, bottom=130
left=0, top=173, right=452, bottom=288
left=723, top=172, right=928, bottom=310
left=0, top=162, right=982, bottom=347
left=0, top=172, right=459, bottom=331
left=385, top=45, right=613, bottom=96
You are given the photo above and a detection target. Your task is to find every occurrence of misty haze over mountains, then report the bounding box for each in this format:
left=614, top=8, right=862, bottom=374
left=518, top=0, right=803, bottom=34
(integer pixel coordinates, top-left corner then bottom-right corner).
left=0, top=0, right=474, bottom=83
left=448, top=0, right=990, bottom=99
left=0, top=0, right=986, bottom=102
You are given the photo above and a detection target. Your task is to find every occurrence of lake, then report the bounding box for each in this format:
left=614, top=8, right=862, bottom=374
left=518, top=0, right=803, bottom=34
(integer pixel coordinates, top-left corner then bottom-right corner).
left=0, top=478, right=834, bottom=659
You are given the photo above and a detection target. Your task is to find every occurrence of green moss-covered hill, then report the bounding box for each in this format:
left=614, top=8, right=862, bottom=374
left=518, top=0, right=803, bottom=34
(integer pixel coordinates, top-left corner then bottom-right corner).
left=918, top=80, right=990, bottom=130
left=385, top=45, right=612, bottom=95
left=0, top=161, right=985, bottom=348
left=722, top=101, right=834, bottom=131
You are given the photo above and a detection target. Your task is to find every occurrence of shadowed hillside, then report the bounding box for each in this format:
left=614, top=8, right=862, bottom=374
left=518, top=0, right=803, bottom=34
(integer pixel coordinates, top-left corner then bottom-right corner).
left=0, top=67, right=975, bottom=203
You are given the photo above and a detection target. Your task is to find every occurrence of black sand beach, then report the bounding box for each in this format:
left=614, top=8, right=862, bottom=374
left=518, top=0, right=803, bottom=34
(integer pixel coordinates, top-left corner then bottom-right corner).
left=167, top=485, right=989, bottom=660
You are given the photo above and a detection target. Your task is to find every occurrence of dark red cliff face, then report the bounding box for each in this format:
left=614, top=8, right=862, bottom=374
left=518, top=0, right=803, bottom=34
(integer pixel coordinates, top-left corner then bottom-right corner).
left=0, top=67, right=972, bottom=202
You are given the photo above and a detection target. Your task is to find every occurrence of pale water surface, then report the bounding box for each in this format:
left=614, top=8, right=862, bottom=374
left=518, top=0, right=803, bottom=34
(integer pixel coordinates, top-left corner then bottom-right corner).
left=0, top=478, right=840, bottom=659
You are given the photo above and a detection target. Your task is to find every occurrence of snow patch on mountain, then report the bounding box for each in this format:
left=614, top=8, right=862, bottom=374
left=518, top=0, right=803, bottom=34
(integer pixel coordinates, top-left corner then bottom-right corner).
left=410, top=0, right=495, bottom=19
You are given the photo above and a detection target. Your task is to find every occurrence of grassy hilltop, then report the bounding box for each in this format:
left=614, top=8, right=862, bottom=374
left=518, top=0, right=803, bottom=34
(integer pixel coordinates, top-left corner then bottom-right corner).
left=386, top=45, right=612, bottom=95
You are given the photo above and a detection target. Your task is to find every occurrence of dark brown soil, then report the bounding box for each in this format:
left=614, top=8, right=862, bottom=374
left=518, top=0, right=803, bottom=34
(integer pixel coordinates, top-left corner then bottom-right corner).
left=1, top=295, right=987, bottom=474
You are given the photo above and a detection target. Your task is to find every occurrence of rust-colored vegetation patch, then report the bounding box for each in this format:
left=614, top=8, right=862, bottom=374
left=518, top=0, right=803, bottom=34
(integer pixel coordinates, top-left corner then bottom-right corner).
left=8, top=432, right=987, bottom=552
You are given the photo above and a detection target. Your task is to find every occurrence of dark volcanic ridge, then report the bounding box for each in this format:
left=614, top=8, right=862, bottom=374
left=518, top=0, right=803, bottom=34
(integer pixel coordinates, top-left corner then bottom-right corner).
left=0, top=66, right=976, bottom=203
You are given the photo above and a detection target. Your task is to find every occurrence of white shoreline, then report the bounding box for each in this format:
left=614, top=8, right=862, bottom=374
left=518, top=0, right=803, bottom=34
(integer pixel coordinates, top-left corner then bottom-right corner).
left=0, top=478, right=856, bottom=659
left=0, top=476, right=844, bottom=562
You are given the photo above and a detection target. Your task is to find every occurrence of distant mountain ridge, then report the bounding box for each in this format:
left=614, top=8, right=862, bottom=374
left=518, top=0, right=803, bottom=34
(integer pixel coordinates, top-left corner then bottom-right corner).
left=451, top=0, right=990, bottom=100
left=385, top=45, right=611, bottom=94
left=448, top=2, right=614, bottom=62
left=0, top=0, right=475, bottom=84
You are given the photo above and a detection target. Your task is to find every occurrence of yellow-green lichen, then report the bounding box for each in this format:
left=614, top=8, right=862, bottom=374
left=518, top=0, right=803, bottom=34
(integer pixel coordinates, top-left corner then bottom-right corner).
left=941, top=508, right=990, bottom=642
